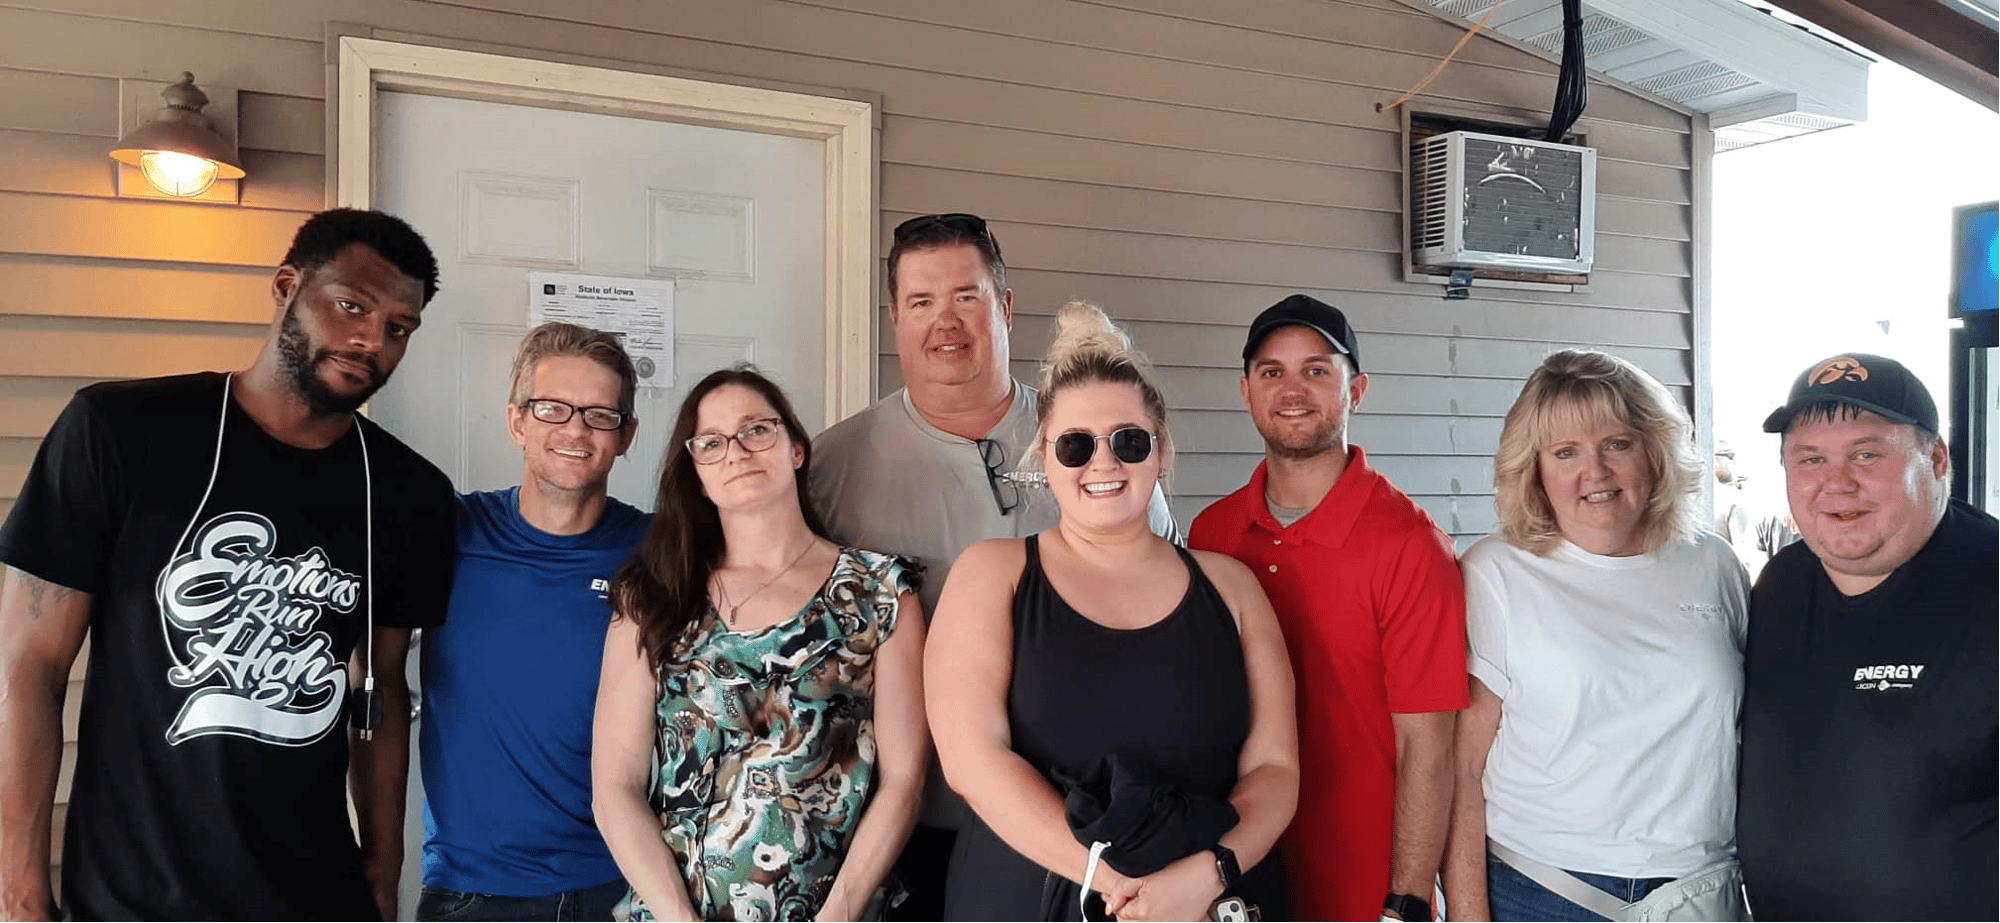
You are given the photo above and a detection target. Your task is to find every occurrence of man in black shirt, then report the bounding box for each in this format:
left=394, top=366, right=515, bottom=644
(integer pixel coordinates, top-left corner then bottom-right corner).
left=0, top=209, right=458, bottom=920
left=1738, top=353, right=1998, bottom=920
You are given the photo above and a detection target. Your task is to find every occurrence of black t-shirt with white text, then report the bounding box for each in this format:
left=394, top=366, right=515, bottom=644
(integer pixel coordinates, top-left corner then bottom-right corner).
left=1738, top=500, right=1997, bottom=921
left=0, top=372, right=456, bottom=919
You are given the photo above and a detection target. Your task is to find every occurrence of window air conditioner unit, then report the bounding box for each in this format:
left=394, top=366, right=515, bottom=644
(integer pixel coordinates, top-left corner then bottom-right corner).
left=1411, top=130, right=1597, bottom=274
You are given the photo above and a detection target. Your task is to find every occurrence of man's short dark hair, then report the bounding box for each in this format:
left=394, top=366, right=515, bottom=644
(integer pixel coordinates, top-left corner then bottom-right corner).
left=1787, top=399, right=1943, bottom=451
left=887, top=213, right=1006, bottom=301
left=281, top=208, right=441, bottom=305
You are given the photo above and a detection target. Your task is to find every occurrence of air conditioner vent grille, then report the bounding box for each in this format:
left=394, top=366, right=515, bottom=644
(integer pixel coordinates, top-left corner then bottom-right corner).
left=1409, top=130, right=1597, bottom=273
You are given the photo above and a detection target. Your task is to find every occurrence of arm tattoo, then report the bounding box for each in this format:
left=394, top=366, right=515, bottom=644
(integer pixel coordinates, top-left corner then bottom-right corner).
left=9, top=567, right=79, bottom=622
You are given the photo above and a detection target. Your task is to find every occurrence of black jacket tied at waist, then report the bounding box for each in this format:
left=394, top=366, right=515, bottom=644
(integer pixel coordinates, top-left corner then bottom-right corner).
left=1038, top=753, right=1239, bottom=921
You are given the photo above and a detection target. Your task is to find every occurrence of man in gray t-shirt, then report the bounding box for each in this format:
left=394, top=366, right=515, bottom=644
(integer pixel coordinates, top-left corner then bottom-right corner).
left=809, top=213, right=1174, bottom=917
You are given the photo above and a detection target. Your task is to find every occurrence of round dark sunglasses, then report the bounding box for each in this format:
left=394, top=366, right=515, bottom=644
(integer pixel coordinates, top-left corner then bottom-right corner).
left=1050, top=427, right=1155, bottom=468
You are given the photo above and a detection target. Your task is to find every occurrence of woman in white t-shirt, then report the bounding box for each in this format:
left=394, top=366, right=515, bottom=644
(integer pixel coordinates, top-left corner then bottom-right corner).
left=1441, top=349, right=1750, bottom=922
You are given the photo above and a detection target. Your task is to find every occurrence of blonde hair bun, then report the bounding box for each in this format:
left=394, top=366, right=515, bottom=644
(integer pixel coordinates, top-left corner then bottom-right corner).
left=1046, top=300, right=1134, bottom=375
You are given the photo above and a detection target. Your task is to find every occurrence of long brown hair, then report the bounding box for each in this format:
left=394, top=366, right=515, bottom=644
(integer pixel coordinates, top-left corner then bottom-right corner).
left=610, top=366, right=830, bottom=669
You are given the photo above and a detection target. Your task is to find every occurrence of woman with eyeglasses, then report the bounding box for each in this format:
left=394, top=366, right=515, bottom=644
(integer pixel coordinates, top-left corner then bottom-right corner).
left=927, top=302, right=1298, bottom=921
left=592, top=366, right=928, bottom=921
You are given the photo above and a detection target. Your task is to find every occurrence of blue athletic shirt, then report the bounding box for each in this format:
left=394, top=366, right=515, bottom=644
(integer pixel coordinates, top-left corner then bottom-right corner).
left=419, top=487, right=650, bottom=895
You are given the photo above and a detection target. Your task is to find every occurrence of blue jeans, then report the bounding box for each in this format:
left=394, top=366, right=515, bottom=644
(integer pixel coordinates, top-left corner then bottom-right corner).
left=416, top=879, right=629, bottom=921
left=1487, top=851, right=1675, bottom=922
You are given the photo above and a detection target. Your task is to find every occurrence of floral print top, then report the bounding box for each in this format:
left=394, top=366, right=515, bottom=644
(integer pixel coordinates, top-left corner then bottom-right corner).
left=619, top=548, right=916, bottom=922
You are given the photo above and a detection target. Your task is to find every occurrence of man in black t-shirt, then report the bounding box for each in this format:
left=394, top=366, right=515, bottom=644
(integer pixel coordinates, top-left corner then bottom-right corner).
left=0, top=209, right=458, bottom=920
left=1738, top=353, right=1998, bottom=921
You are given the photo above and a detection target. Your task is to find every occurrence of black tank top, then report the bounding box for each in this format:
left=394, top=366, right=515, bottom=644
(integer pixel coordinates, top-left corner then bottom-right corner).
left=1007, top=534, right=1250, bottom=795
left=943, top=535, right=1273, bottom=920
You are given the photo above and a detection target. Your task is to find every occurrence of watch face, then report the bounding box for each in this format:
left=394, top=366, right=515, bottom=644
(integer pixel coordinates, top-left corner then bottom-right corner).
left=1213, top=846, right=1241, bottom=888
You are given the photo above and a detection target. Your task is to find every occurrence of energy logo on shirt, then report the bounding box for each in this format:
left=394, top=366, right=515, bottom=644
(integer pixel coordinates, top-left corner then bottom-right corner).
left=155, top=512, right=359, bottom=746
left=1852, top=663, right=1926, bottom=693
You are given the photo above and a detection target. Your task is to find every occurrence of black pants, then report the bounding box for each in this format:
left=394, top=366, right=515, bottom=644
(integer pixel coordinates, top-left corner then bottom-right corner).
left=890, top=824, right=958, bottom=920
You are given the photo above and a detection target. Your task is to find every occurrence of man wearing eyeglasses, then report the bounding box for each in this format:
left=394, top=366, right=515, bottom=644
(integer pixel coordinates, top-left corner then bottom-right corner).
left=414, top=322, right=649, bottom=920
left=809, top=213, right=1178, bottom=917
left=1189, top=295, right=1465, bottom=923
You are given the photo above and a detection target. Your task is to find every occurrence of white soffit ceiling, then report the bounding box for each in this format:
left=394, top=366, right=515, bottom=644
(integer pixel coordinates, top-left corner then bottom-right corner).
left=1412, top=0, right=1874, bottom=152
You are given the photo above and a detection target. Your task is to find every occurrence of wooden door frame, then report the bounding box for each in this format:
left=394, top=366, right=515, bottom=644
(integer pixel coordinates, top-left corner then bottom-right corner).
left=333, top=35, right=876, bottom=422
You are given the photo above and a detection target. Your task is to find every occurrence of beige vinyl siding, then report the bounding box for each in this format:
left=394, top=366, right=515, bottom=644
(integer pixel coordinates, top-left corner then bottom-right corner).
left=1, top=0, right=1697, bottom=890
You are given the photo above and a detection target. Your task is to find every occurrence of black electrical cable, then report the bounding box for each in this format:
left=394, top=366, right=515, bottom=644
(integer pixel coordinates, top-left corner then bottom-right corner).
left=1543, top=0, right=1588, bottom=141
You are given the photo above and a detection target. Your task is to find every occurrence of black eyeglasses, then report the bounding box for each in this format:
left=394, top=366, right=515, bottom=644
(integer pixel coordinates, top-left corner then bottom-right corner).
left=686, top=418, right=785, bottom=465
left=975, top=437, right=1020, bottom=516
left=522, top=398, right=630, bottom=431
left=1049, top=427, right=1155, bottom=468
left=893, top=212, right=992, bottom=243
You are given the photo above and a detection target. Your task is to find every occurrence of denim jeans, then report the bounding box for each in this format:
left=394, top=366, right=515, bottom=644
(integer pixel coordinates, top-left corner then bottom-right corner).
left=1487, top=851, right=1675, bottom=922
left=416, top=878, right=629, bottom=921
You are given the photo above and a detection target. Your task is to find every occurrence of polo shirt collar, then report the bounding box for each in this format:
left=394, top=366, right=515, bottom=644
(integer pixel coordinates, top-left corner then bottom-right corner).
left=1241, top=445, right=1378, bottom=549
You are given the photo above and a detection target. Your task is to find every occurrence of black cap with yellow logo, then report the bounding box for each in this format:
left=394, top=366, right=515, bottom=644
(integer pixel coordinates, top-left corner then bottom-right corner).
left=1762, top=353, right=1939, bottom=435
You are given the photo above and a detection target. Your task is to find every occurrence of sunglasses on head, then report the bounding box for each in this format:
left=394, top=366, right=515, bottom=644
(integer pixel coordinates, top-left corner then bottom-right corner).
left=892, top=212, right=990, bottom=243
left=1050, top=427, right=1155, bottom=468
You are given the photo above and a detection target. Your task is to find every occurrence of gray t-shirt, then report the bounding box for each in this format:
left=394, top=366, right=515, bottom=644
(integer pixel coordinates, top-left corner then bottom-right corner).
left=810, top=380, right=1178, bottom=619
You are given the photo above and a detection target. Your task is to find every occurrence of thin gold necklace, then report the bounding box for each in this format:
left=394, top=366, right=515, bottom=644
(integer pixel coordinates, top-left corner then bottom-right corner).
left=714, top=538, right=819, bottom=626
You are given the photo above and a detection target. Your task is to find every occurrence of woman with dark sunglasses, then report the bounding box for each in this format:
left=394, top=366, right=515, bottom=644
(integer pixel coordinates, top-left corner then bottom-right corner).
left=592, top=366, right=928, bottom=921
left=927, top=302, right=1299, bottom=921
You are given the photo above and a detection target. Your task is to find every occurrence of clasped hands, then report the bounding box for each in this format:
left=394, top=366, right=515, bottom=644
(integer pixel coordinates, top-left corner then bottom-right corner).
left=1092, top=852, right=1225, bottom=922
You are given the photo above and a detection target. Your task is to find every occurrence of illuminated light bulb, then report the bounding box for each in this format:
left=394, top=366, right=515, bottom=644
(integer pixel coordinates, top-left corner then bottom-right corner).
left=139, top=150, right=221, bottom=197
left=108, top=73, right=244, bottom=199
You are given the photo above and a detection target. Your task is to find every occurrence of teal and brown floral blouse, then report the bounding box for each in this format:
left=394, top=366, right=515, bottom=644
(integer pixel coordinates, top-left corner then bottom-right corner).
left=618, top=548, right=916, bottom=922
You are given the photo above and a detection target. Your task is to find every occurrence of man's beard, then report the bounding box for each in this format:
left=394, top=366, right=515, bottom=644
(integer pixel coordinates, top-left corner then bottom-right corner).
left=1255, top=406, right=1344, bottom=461
left=277, top=303, right=389, bottom=414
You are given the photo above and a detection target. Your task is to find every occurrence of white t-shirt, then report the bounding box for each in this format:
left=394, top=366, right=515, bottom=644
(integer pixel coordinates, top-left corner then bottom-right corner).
left=1462, top=530, right=1749, bottom=878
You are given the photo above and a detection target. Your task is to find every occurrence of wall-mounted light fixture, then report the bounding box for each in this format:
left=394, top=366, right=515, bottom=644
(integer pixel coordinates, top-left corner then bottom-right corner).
left=110, top=72, right=245, bottom=198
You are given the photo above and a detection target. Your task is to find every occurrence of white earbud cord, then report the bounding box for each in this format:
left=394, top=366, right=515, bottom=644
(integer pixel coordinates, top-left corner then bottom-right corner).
left=355, top=419, right=375, bottom=740
left=155, top=376, right=235, bottom=672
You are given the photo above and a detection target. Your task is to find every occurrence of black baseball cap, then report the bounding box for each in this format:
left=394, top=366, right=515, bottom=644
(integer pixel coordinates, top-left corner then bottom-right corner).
left=1761, top=353, right=1939, bottom=435
left=1243, top=294, right=1361, bottom=373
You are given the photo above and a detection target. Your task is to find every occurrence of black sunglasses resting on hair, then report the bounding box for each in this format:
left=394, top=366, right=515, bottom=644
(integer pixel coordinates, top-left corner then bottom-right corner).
left=892, top=212, right=990, bottom=242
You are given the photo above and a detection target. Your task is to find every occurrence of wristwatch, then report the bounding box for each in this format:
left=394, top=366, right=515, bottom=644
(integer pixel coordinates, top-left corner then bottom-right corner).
left=1209, top=844, right=1242, bottom=891
left=1383, top=892, right=1433, bottom=921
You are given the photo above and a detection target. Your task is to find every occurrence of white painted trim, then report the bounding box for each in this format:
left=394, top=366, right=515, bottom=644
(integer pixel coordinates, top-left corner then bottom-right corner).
left=1690, top=113, right=1718, bottom=517
left=334, top=36, right=876, bottom=423
left=1589, top=0, right=1869, bottom=121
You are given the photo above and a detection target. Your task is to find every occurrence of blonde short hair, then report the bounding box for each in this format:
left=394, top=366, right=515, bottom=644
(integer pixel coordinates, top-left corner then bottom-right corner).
left=1493, top=349, right=1702, bottom=556
left=508, top=322, right=638, bottom=414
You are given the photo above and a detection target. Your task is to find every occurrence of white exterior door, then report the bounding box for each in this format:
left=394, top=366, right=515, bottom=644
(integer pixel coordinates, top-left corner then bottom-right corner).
left=371, top=89, right=829, bottom=506
left=362, top=81, right=851, bottom=918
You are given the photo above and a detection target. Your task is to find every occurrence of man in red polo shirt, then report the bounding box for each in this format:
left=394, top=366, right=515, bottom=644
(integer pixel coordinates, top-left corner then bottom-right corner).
left=1190, top=294, right=1466, bottom=923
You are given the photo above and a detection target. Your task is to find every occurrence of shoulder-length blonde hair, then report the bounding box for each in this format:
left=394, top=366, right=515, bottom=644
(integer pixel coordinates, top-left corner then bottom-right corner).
left=1493, top=349, right=1702, bottom=556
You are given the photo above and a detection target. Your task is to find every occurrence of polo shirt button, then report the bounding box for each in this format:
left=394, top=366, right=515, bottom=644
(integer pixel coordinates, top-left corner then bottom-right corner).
left=1267, top=564, right=1278, bottom=573
left=1272, top=539, right=1282, bottom=546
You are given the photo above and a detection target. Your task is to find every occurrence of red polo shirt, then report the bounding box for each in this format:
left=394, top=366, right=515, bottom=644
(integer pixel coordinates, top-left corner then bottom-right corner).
left=1190, top=447, right=1467, bottom=922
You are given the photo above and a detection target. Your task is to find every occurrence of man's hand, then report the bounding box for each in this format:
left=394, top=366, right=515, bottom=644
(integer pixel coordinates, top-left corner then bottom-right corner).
left=363, top=850, right=401, bottom=921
